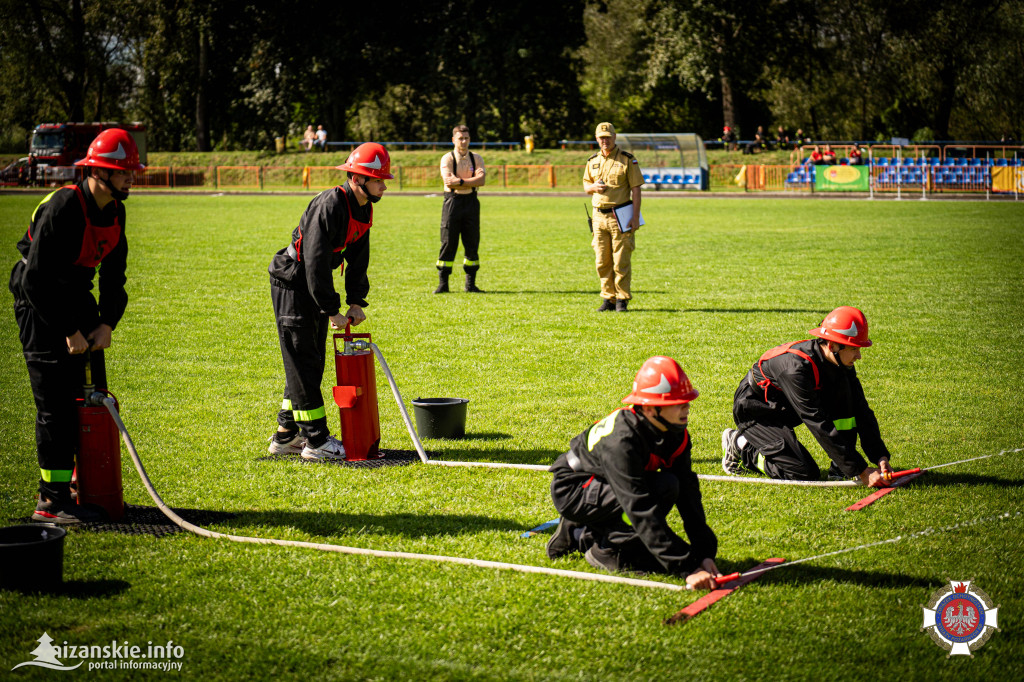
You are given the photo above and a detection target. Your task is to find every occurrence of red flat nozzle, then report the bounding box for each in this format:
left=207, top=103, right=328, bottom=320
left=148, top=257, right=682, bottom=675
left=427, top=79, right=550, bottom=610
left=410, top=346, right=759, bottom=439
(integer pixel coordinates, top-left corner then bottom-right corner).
left=715, top=572, right=741, bottom=585
left=885, top=467, right=922, bottom=480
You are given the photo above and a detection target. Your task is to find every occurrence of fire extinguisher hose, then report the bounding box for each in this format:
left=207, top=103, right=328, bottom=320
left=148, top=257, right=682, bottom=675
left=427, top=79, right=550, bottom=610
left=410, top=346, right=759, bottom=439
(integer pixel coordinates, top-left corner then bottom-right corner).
left=99, top=396, right=686, bottom=592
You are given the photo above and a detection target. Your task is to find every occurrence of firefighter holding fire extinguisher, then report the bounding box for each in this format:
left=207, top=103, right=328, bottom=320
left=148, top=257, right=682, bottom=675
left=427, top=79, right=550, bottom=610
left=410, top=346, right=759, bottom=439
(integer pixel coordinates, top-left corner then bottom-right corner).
left=10, top=128, right=143, bottom=524
left=267, top=142, right=392, bottom=461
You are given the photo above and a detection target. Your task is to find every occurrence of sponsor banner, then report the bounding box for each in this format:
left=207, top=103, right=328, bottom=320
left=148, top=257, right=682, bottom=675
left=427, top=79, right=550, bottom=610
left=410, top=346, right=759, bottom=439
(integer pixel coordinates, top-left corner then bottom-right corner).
left=817, top=164, right=869, bottom=191
left=991, top=166, right=1024, bottom=192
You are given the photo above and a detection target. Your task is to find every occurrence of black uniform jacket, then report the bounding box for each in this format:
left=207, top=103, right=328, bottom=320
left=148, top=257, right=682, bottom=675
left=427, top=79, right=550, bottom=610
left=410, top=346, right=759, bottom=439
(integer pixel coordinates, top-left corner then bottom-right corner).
left=10, top=180, right=128, bottom=338
left=268, top=184, right=370, bottom=316
left=550, top=407, right=718, bottom=574
left=735, top=339, right=891, bottom=478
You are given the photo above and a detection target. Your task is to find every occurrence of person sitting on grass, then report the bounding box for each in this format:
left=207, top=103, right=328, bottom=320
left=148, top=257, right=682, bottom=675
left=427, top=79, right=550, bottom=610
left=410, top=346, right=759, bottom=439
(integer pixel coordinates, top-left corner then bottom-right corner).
left=722, top=306, right=894, bottom=487
left=546, top=356, right=722, bottom=589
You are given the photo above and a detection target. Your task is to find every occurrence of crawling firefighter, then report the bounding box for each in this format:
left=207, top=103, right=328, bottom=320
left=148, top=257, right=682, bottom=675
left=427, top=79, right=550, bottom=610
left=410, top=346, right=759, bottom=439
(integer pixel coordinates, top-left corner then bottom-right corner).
left=722, top=306, right=893, bottom=487
left=546, top=357, right=722, bottom=589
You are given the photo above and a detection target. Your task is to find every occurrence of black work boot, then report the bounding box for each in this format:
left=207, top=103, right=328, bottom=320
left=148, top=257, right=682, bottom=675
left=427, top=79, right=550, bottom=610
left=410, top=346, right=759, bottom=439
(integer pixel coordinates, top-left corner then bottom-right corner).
left=596, top=298, right=616, bottom=312
left=465, top=271, right=484, bottom=293
left=615, top=299, right=628, bottom=312
left=434, top=267, right=451, bottom=294
left=546, top=517, right=584, bottom=559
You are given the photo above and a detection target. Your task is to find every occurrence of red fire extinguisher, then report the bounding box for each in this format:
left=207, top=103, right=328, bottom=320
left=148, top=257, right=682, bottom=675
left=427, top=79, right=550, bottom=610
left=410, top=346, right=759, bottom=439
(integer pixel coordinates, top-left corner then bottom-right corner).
left=331, top=325, right=382, bottom=460
left=74, top=354, right=124, bottom=521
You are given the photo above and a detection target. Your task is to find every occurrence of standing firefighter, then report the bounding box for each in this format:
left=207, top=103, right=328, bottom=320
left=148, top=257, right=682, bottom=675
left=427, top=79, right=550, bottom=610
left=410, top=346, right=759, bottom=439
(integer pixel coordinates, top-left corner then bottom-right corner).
left=10, top=128, right=143, bottom=523
left=722, top=306, right=894, bottom=487
left=435, top=125, right=486, bottom=294
left=547, top=357, right=722, bottom=589
left=267, top=143, right=391, bottom=461
left=583, top=121, right=644, bottom=312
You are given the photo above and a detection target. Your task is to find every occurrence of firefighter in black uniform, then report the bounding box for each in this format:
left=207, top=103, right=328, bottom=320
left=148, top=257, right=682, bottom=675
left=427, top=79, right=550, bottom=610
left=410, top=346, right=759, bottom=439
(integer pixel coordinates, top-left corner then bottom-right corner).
left=10, top=128, right=143, bottom=523
left=722, top=306, right=894, bottom=487
left=267, top=142, right=391, bottom=461
left=547, top=356, right=722, bottom=589
left=435, top=124, right=486, bottom=294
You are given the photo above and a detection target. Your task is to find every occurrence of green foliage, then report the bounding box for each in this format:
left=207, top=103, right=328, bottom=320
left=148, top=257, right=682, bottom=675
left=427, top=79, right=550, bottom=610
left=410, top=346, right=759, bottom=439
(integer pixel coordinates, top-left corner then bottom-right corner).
left=1, top=194, right=1023, bottom=678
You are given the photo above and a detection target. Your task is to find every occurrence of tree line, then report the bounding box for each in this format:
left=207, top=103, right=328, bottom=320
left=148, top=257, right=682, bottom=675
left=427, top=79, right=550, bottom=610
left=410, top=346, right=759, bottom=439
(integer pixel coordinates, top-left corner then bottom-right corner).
left=1, top=0, right=1020, bottom=153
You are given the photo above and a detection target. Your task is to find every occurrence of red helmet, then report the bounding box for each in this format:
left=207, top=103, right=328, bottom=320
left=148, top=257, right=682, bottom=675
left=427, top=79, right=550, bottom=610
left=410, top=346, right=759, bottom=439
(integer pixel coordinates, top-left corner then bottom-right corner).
left=809, top=306, right=872, bottom=347
left=622, top=356, right=699, bottom=406
left=336, top=142, right=393, bottom=179
left=74, top=128, right=145, bottom=171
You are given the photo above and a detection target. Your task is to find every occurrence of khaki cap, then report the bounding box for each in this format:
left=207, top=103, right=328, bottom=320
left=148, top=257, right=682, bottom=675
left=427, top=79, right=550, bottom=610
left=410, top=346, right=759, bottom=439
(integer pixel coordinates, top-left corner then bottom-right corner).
left=595, top=122, right=616, bottom=138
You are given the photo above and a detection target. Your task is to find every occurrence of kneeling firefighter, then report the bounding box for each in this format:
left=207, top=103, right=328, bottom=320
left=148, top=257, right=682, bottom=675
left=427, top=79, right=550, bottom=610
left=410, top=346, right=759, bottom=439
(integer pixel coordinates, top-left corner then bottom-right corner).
left=547, top=357, right=722, bottom=590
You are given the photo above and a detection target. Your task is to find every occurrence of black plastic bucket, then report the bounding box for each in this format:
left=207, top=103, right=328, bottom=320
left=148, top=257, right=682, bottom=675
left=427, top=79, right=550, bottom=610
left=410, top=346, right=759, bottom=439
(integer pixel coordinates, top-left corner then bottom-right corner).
left=412, top=398, right=469, bottom=439
left=0, top=524, right=66, bottom=592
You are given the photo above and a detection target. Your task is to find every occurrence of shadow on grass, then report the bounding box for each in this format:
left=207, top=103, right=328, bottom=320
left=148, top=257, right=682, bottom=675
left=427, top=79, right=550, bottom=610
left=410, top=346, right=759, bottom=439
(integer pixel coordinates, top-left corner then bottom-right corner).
left=460, top=432, right=513, bottom=441
left=725, top=560, right=936, bottom=589
left=679, top=307, right=825, bottom=314
left=60, top=579, right=132, bottom=598
left=480, top=290, right=668, bottom=296
left=220, top=510, right=526, bottom=539
left=423, top=446, right=561, bottom=465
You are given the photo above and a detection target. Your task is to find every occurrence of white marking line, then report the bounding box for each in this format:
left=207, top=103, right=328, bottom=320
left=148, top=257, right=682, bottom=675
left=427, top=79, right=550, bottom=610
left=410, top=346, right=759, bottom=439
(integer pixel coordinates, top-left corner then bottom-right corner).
left=740, top=510, right=1024, bottom=581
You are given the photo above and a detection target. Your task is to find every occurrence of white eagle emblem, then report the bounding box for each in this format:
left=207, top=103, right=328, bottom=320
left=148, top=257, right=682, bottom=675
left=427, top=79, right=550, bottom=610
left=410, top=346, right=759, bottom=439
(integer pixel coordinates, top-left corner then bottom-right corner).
left=942, top=603, right=978, bottom=636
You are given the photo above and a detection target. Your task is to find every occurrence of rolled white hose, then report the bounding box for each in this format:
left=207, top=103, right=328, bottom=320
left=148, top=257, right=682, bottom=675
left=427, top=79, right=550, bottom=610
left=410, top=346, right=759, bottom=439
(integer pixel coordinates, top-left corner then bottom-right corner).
left=103, top=398, right=684, bottom=592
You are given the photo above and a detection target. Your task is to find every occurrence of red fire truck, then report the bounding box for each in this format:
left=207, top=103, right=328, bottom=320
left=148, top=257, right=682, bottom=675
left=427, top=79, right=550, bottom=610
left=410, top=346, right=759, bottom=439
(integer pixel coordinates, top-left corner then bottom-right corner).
left=28, top=122, right=147, bottom=185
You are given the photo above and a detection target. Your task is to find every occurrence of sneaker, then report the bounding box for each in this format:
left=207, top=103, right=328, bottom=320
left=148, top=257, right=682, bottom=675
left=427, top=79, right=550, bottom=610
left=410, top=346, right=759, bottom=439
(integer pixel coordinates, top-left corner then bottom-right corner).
left=615, top=299, right=628, bottom=312
left=267, top=432, right=305, bottom=455
left=721, top=428, right=744, bottom=475
left=585, top=544, right=624, bottom=573
left=301, top=435, right=347, bottom=461
left=32, top=497, right=104, bottom=525
left=546, top=517, right=583, bottom=559
left=596, top=298, right=615, bottom=312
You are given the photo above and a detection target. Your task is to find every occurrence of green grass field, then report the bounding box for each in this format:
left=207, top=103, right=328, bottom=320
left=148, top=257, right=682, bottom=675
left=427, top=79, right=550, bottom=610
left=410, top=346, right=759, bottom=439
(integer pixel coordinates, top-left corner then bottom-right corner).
left=1, top=191, right=1022, bottom=680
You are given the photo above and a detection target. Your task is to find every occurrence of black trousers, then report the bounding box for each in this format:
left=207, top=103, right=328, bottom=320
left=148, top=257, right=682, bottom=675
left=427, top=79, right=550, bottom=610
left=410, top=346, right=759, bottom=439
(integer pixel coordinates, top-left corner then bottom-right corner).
left=551, top=469, right=678, bottom=563
left=437, top=192, right=480, bottom=272
left=270, top=278, right=330, bottom=444
left=12, top=291, right=107, bottom=498
left=732, top=379, right=821, bottom=480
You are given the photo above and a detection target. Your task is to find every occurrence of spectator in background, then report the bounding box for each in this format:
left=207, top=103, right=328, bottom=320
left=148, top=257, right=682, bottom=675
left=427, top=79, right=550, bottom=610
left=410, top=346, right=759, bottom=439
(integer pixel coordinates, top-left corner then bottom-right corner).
left=821, top=144, right=837, bottom=165
left=794, top=129, right=809, bottom=148
left=721, top=125, right=738, bottom=151
left=809, top=145, right=824, bottom=165
left=301, top=125, right=316, bottom=152
left=775, top=126, right=790, bottom=150
left=745, top=126, right=767, bottom=155
left=848, top=143, right=866, bottom=165
left=313, top=125, right=328, bottom=151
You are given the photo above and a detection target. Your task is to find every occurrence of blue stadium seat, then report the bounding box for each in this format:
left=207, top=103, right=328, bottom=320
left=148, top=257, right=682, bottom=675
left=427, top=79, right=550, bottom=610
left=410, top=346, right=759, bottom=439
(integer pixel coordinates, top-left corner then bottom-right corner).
left=929, top=157, right=942, bottom=166
left=995, top=158, right=1008, bottom=166
left=650, top=174, right=662, bottom=184
left=876, top=157, right=888, bottom=166
left=643, top=173, right=651, bottom=183
left=670, top=174, right=683, bottom=184
left=969, top=158, right=982, bottom=166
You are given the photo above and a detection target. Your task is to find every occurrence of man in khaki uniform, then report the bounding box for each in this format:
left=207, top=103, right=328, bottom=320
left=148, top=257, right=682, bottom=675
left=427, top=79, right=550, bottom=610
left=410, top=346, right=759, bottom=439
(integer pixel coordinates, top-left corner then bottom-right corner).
left=436, top=125, right=486, bottom=293
left=583, top=122, right=644, bottom=312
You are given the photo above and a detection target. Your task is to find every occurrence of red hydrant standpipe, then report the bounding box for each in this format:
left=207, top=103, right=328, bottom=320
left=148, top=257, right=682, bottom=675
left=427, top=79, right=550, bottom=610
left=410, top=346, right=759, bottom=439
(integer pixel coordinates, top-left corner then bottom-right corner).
left=332, top=325, right=382, bottom=461
left=75, top=353, right=125, bottom=521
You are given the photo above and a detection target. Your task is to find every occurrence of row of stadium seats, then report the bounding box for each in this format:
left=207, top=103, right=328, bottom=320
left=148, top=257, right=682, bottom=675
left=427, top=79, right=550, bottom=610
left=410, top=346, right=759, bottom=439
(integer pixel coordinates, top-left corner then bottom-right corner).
left=643, top=173, right=701, bottom=185
left=872, top=157, right=1020, bottom=166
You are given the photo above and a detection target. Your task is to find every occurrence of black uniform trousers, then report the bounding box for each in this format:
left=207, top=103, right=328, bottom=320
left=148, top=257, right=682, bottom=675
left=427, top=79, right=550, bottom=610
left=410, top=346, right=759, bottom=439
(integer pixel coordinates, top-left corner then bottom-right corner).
left=270, top=277, right=330, bottom=445
left=437, top=192, right=480, bottom=272
left=11, top=264, right=107, bottom=499
left=551, top=468, right=678, bottom=569
left=732, top=379, right=821, bottom=481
